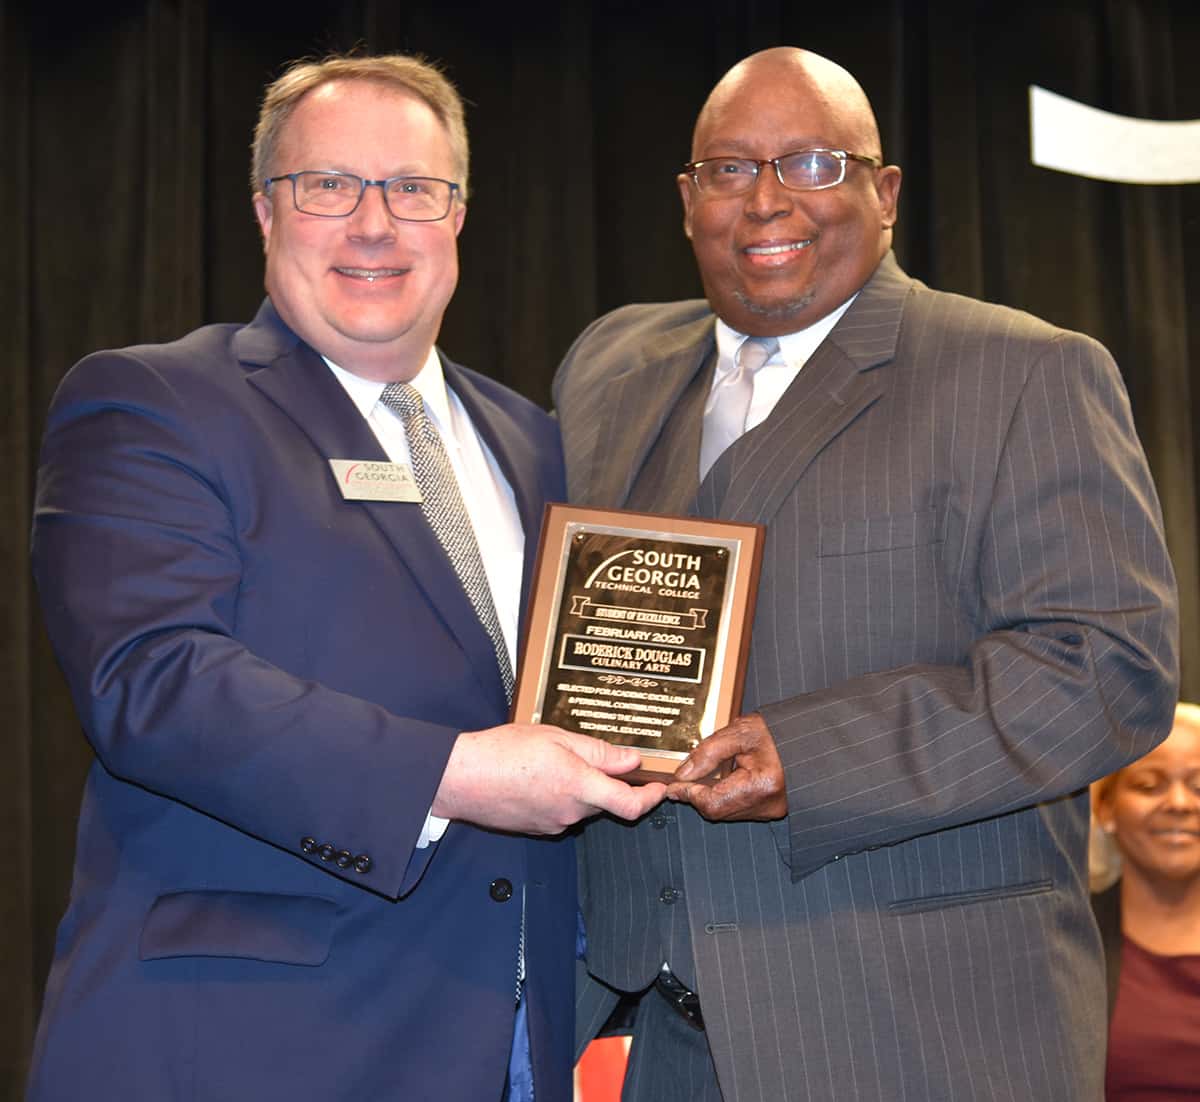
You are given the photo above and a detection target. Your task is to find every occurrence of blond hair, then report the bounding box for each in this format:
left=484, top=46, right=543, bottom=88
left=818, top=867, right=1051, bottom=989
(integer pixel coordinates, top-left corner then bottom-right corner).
left=251, top=53, right=469, bottom=201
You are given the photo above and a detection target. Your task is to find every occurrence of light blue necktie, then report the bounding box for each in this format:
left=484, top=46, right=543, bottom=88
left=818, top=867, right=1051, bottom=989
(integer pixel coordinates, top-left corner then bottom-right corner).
left=699, top=335, right=779, bottom=478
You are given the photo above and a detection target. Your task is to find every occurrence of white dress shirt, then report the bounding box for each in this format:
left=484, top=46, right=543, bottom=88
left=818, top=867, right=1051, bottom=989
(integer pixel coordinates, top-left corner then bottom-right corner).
left=324, top=349, right=524, bottom=846
left=708, top=294, right=857, bottom=430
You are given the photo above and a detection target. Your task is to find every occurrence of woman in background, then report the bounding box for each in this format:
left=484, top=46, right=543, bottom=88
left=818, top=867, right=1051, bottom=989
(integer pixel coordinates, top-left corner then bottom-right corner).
left=1091, top=701, right=1200, bottom=1099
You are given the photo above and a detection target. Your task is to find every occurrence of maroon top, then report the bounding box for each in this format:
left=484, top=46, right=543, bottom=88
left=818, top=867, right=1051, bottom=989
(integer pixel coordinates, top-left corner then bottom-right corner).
left=1106, top=936, right=1200, bottom=1100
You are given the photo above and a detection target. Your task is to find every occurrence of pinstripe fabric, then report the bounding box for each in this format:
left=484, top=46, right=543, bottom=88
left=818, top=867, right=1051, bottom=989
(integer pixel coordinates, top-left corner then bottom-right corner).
left=554, top=253, right=1179, bottom=1102
left=622, top=984, right=725, bottom=1102
left=625, top=353, right=712, bottom=515
left=575, top=962, right=622, bottom=1062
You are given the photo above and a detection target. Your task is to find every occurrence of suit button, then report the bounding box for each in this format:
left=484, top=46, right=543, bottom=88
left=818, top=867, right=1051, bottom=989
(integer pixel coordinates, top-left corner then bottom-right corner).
left=300, top=837, right=317, bottom=854
left=659, top=887, right=681, bottom=904
left=318, top=843, right=335, bottom=861
left=490, top=878, right=514, bottom=902
left=335, top=850, right=353, bottom=869
left=353, top=854, right=372, bottom=874
left=650, top=815, right=669, bottom=829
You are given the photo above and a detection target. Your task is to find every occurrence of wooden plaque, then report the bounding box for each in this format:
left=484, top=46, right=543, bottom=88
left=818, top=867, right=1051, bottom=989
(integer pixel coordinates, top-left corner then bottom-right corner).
left=512, top=504, right=764, bottom=782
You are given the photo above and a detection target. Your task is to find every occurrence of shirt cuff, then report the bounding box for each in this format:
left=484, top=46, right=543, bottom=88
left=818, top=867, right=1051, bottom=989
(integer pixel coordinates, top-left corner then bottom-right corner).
left=415, top=811, right=450, bottom=849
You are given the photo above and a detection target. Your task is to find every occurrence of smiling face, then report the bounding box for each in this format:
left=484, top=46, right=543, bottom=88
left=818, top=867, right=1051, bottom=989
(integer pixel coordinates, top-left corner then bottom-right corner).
left=1096, top=710, right=1200, bottom=888
left=678, top=49, right=901, bottom=337
left=252, top=79, right=465, bottom=381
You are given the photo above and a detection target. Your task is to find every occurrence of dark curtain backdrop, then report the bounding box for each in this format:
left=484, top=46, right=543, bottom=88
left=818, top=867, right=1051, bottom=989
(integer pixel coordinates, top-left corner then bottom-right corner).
left=3, top=0, right=1198, bottom=1093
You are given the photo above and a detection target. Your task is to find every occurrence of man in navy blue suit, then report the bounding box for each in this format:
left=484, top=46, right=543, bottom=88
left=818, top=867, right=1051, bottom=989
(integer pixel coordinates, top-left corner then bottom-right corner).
left=27, top=54, right=663, bottom=1101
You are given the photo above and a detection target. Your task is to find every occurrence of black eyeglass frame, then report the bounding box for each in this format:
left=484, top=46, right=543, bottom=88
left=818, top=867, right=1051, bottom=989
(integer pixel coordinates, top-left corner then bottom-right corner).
left=262, top=170, right=462, bottom=222
left=680, top=148, right=882, bottom=194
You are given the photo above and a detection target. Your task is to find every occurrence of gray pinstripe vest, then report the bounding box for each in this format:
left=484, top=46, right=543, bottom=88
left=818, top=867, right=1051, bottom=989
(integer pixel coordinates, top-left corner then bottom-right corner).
left=581, top=350, right=716, bottom=993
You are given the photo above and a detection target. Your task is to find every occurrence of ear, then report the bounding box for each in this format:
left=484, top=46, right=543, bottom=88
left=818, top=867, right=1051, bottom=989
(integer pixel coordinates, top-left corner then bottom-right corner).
left=876, top=165, right=902, bottom=230
left=453, top=200, right=467, bottom=237
left=676, top=174, right=695, bottom=240
left=1091, top=780, right=1116, bottom=832
left=252, top=192, right=273, bottom=255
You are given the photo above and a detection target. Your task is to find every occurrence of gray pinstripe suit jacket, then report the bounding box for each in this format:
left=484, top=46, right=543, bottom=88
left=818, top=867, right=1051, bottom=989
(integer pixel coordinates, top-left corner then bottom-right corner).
left=554, top=253, right=1179, bottom=1101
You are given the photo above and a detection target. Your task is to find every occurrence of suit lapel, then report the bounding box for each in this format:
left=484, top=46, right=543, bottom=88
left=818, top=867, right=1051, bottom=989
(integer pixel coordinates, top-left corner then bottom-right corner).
left=586, top=314, right=715, bottom=508
left=713, top=253, right=910, bottom=525
left=235, top=300, right=507, bottom=706
left=235, top=300, right=385, bottom=465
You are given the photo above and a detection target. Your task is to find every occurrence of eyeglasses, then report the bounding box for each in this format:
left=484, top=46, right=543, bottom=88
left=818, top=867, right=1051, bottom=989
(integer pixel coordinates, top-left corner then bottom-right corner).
left=681, top=149, right=882, bottom=196
left=263, top=171, right=460, bottom=222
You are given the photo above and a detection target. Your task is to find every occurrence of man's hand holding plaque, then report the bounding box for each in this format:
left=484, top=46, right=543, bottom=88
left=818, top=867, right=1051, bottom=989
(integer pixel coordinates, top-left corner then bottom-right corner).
left=433, top=723, right=668, bottom=832
left=667, top=713, right=787, bottom=820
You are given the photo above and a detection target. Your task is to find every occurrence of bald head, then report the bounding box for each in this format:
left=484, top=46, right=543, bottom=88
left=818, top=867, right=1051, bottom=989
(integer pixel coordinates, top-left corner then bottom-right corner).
left=693, top=48, right=883, bottom=163
left=677, top=47, right=901, bottom=336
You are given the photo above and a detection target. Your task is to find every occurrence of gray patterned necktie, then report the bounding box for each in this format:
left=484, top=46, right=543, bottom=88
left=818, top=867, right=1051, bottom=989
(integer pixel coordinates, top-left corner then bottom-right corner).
left=699, top=335, right=780, bottom=478
left=379, top=382, right=514, bottom=700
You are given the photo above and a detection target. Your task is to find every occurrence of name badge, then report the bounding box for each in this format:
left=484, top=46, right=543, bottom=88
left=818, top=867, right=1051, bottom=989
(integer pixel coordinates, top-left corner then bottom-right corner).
left=329, top=459, right=422, bottom=502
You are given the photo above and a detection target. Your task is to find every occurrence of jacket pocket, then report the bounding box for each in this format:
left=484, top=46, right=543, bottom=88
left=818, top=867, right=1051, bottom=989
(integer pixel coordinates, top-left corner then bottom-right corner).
left=817, top=507, right=942, bottom=557
left=139, top=890, right=338, bottom=966
left=887, top=878, right=1053, bottom=916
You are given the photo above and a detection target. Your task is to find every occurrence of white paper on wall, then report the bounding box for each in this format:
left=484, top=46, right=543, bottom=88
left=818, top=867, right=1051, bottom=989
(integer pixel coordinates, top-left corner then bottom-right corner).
left=1029, top=85, right=1200, bottom=185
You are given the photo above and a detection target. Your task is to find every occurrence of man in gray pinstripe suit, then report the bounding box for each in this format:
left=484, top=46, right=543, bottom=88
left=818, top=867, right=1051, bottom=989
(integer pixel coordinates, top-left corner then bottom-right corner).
left=554, top=47, right=1179, bottom=1101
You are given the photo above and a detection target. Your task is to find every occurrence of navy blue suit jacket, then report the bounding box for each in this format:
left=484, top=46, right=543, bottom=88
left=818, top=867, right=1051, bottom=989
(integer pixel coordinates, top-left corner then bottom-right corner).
left=28, top=299, right=572, bottom=1100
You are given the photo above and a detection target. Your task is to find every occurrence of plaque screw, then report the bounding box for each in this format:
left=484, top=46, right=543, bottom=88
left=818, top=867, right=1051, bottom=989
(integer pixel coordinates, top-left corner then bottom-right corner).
left=716, top=549, right=726, bottom=557
left=575, top=534, right=585, bottom=543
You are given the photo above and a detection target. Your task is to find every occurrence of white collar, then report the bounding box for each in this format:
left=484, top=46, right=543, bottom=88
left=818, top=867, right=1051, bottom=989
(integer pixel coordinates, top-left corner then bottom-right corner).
left=322, top=346, right=452, bottom=428
left=713, top=292, right=857, bottom=373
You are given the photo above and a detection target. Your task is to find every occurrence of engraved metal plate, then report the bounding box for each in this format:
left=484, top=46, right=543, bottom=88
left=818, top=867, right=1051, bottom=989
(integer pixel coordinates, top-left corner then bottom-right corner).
left=513, top=505, right=763, bottom=781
